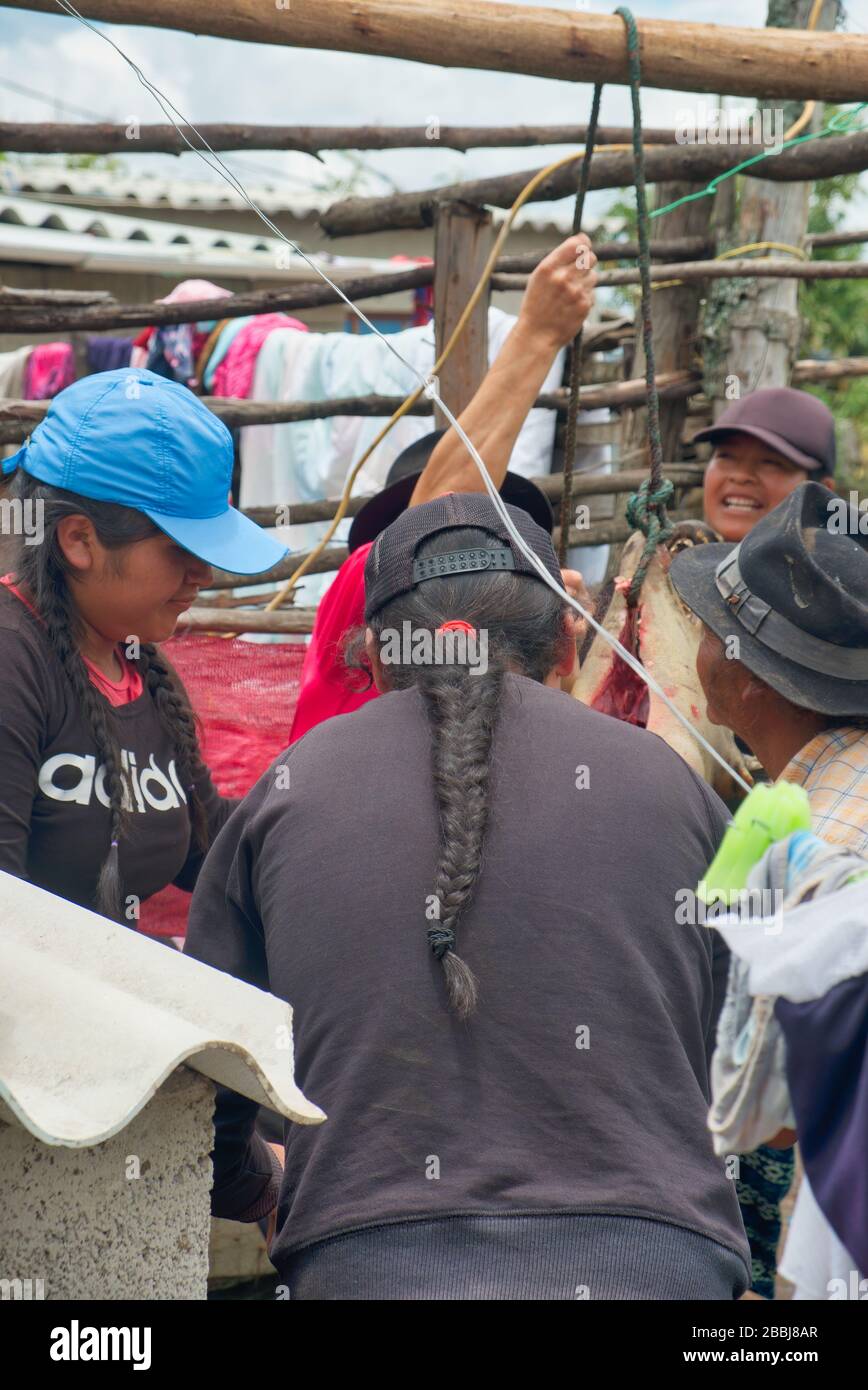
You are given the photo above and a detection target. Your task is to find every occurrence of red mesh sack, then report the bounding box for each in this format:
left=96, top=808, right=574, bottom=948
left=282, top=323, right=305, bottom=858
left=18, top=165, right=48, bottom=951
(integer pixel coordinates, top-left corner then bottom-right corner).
left=138, top=634, right=306, bottom=938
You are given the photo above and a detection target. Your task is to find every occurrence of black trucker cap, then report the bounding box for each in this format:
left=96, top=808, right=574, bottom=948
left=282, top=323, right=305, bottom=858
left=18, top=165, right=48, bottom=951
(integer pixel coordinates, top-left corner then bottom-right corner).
left=363, top=491, right=563, bottom=621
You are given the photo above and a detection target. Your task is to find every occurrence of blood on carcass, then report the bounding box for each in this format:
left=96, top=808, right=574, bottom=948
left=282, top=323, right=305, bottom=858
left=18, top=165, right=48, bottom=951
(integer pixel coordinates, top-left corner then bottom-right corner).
left=589, top=606, right=650, bottom=727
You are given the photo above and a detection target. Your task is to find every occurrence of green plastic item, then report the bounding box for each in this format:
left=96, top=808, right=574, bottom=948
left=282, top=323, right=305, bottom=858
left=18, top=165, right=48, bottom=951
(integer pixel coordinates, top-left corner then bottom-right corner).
left=698, top=782, right=812, bottom=906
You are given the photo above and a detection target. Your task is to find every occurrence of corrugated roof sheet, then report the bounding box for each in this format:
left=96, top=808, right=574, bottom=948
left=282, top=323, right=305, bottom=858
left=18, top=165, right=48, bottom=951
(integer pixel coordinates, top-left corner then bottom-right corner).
left=1, top=160, right=335, bottom=218
left=0, top=190, right=400, bottom=280
left=0, top=160, right=582, bottom=234
left=0, top=870, right=325, bottom=1147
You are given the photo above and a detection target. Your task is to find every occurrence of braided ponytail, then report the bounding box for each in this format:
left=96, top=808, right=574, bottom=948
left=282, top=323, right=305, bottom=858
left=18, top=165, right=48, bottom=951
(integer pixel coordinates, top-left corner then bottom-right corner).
left=34, top=563, right=129, bottom=920
left=138, top=643, right=209, bottom=855
left=13, top=473, right=208, bottom=917
left=353, top=526, right=570, bottom=1017
left=420, top=663, right=504, bottom=1015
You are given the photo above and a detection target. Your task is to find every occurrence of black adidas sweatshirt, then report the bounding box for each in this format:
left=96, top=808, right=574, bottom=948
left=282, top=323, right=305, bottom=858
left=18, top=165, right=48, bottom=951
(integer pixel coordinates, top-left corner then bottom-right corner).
left=0, top=583, right=233, bottom=914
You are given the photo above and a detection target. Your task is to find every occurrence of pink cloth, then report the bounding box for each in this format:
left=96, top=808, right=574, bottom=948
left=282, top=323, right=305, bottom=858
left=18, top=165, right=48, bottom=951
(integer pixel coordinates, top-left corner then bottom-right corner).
left=158, top=279, right=231, bottom=305
left=23, top=343, right=75, bottom=400
left=211, top=313, right=308, bottom=400
left=289, top=543, right=378, bottom=742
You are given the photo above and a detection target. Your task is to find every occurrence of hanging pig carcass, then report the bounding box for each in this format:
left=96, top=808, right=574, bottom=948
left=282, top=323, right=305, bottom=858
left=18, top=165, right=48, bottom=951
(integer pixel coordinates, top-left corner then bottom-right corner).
left=571, top=524, right=752, bottom=803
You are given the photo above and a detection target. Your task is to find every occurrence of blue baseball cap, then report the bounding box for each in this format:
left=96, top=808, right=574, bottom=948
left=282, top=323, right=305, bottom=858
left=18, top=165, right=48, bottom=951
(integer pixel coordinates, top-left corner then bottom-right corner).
left=2, top=368, right=287, bottom=575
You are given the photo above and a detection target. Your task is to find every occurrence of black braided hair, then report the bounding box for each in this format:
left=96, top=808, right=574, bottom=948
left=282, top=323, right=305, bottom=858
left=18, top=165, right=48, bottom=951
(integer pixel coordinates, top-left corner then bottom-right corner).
left=346, top=526, right=570, bottom=1017
left=12, top=473, right=208, bottom=918
left=138, top=643, right=209, bottom=853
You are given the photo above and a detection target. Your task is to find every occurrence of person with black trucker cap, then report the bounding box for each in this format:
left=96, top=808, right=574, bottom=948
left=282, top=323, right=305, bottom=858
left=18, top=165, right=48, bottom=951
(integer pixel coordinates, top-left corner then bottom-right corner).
left=185, top=492, right=750, bottom=1300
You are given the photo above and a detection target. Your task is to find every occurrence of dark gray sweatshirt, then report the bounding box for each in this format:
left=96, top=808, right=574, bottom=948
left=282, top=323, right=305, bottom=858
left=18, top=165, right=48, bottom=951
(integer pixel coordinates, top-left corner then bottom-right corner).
left=184, top=674, right=749, bottom=1277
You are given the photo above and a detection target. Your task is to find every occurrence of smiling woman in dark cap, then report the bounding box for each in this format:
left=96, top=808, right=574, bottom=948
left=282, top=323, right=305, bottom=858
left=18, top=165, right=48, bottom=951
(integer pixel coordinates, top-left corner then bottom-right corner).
left=695, top=387, right=836, bottom=543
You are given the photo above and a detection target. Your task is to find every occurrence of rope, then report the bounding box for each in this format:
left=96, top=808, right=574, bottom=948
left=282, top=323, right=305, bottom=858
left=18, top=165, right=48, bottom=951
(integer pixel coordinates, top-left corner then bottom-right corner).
left=558, top=84, right=602, bottom=567
left=615, top=5, right=673, bottom=606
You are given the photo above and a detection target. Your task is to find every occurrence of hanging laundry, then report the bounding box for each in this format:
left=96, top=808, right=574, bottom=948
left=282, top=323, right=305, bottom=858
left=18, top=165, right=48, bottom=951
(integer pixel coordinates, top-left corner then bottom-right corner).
left=0, top=344, right=32, bottom=400
left=202, top=317, right=249, bottom=392
left=23, top=342, right=75, bottom=400
left=146, top=323, right=197, bottom=383
left=238, top=308, right=569, bottom=609
left=130, top=325, right=152, bottom=371
left=210, top=313, right=308, bottom=400
left=389, top=254, right=433, bottom=327
left=160, top=279, right=233, bottom=307
left=86, top=337, right=133, bottom=373
left=0, top=345, right=34, bottom=463
left=142, top=280, right=234, bottom=385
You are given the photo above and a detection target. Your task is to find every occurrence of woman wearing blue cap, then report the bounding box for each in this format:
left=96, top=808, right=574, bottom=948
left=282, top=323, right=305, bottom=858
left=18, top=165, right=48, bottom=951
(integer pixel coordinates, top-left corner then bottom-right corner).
left=0, top=368, right=286, bottom=922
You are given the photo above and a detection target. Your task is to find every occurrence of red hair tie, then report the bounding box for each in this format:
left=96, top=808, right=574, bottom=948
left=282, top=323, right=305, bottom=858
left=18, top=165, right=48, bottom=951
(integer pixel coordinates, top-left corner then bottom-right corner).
left=436, top=620, right=476, bottom=636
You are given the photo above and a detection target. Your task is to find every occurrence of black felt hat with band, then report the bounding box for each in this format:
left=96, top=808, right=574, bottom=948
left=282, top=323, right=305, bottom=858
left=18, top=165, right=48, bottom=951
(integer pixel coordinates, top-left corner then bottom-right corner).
left=348, top=429, right=554, bottom=552
left=364, top=492, right=563, bottom=621
left=669, top=482, right=868, bottom=717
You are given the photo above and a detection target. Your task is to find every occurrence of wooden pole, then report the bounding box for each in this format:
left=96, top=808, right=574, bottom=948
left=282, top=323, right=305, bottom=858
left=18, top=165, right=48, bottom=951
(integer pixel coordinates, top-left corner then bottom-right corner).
left=239, top=465, right=706, bottom=528
left=711, top=0, right=839, bottom=409
left=208, top=511, right=697, bottom=591
left=5, top=1, right=866, bottom=99
left=6, top=257, right=868, bottom=337
left=176, top=606, right=318, bottom=635
left=611, top=181, right=714, bottom=582
left=1, top=357, right=864, bottom=445
left=0, top=121, right=686, bottom=155
left=320, top=133, right=868, bottom=236
left=0, top=373, right=699, bottom=445
left=432, top=202, right=493, bottom=428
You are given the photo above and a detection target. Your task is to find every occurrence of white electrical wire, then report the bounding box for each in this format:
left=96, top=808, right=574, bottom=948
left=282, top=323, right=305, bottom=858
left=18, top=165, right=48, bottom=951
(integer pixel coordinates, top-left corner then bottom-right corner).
left=52, top=0, right=751, bottom=796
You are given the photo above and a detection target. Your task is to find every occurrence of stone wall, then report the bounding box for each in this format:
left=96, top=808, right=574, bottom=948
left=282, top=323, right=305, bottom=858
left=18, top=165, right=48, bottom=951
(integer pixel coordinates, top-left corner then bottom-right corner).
left=0, top=1067, right=214, bottom=1301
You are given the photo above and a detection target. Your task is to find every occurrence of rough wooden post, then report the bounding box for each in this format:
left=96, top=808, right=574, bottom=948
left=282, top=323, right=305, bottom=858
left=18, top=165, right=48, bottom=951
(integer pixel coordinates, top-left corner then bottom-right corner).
left=432, top=200, right=493, bottom=429
left=707, top=0, right=839, bottom=409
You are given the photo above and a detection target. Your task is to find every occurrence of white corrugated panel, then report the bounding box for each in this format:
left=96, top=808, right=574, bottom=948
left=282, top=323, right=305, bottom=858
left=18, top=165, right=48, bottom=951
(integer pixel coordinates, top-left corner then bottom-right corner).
left=0, top=870, right=325, bottom=1147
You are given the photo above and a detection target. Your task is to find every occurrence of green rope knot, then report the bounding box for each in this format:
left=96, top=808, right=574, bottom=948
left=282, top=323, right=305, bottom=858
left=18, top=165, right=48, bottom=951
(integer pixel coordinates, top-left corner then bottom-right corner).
left=625, top=477, right=675, bottom=606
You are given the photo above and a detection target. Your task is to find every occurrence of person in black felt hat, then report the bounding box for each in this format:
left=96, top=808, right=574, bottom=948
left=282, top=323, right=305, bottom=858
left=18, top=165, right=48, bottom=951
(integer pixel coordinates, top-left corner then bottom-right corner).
left=671, top=481, right=868, bottom=780
left=289, top=232, right=598, bottom=742
left=346, top=428, right=555, bottom=551
left=671, top=480, right=868, bottom=1302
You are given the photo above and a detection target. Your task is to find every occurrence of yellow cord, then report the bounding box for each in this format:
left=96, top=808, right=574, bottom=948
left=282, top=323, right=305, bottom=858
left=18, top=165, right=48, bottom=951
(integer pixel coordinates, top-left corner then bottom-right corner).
left=653, top=239, right=812, bottom=290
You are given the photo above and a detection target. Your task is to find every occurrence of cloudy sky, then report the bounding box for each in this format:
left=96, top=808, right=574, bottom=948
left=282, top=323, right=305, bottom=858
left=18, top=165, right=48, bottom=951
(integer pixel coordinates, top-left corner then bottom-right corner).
left=2, top=0, right=868, bottom=225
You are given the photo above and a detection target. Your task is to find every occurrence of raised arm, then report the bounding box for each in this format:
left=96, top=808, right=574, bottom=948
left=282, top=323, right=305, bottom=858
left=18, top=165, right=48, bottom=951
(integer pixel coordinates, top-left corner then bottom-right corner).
left=409, top=233, right=597, bottom=507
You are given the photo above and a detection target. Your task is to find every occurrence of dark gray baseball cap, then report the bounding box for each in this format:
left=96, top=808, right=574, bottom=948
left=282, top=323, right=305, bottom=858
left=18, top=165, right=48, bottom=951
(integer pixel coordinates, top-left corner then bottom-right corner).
left=692, top=387, right=835, bottom=475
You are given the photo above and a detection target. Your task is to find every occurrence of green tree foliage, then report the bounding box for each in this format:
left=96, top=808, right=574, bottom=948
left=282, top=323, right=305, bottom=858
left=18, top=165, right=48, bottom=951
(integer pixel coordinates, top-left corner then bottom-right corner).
left=799, top=164, right=868, bottom=486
